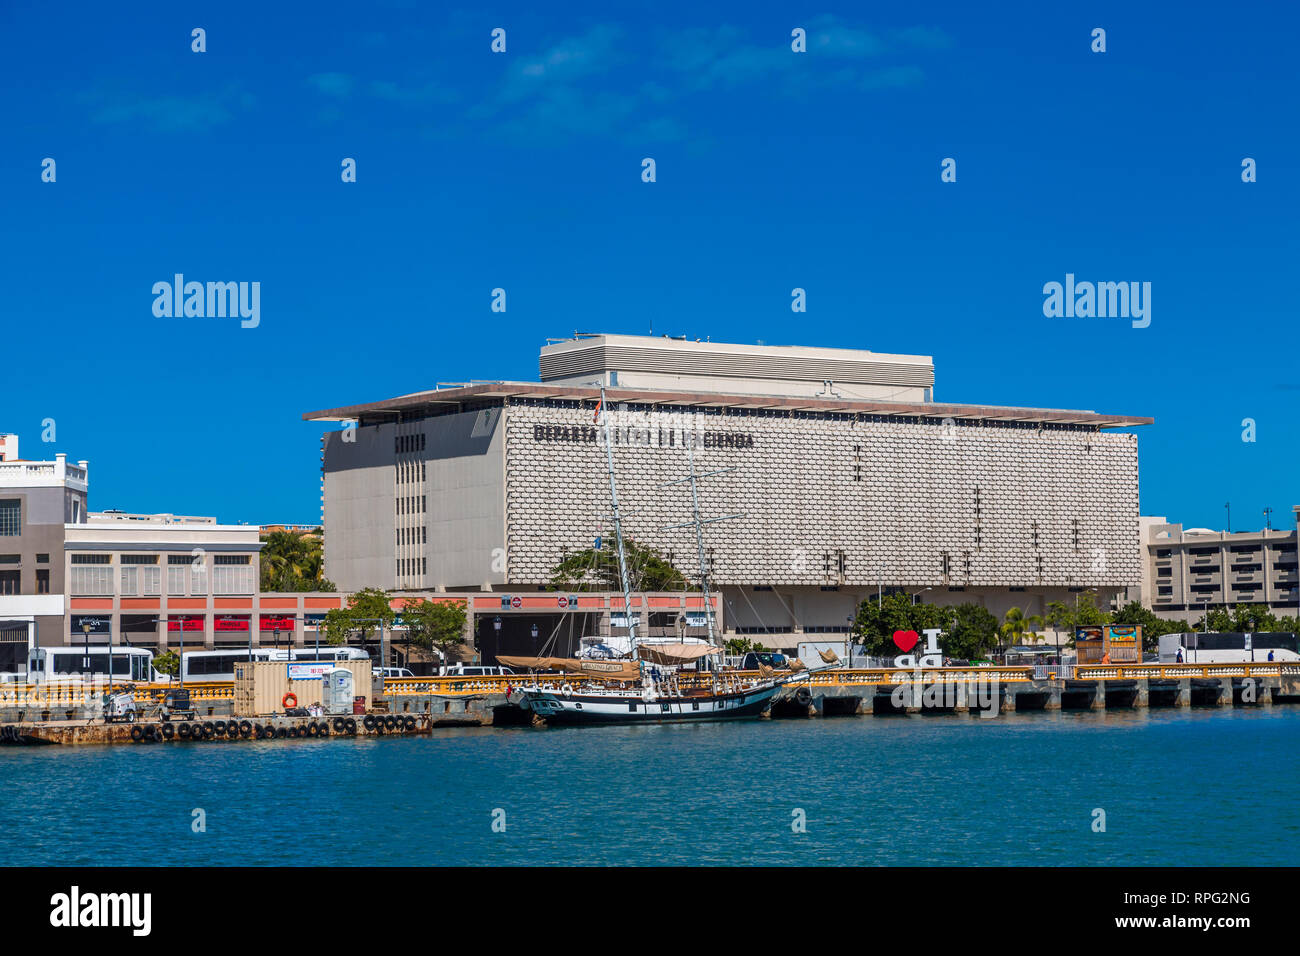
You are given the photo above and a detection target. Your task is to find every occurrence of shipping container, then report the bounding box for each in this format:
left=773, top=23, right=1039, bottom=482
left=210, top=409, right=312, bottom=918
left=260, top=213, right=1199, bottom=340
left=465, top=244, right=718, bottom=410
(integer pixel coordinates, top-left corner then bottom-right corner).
left=233, top=659, right=372, bottom=717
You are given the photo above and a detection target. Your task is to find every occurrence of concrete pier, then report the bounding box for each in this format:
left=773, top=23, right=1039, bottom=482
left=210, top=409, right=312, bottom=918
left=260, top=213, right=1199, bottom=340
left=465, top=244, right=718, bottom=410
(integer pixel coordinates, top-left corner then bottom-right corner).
left=4, top=663, right=1296, bottom=741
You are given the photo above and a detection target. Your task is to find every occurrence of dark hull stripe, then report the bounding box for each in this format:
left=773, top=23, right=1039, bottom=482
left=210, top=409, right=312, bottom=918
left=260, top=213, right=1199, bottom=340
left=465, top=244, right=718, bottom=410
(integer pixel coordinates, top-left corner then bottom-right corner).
left=539, top=696, right=774, bottom=725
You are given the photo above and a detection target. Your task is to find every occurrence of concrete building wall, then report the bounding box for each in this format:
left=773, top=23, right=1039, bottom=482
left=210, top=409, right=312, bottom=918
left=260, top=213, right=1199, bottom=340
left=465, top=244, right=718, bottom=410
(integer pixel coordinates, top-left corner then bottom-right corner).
left=503, top=401, right=1141, bottom=591
left=421, top=407, right=506, bottom=591
left=322, top=423, right=398, bottom=592
left=322, top=408, right=506, bottom=592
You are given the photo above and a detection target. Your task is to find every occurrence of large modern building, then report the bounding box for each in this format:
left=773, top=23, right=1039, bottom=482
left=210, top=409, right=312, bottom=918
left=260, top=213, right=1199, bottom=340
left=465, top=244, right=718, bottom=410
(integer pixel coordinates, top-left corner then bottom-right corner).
left=306, top=334, right=1151, bottom=650
left=1132, top=509, right=1300, bottom=620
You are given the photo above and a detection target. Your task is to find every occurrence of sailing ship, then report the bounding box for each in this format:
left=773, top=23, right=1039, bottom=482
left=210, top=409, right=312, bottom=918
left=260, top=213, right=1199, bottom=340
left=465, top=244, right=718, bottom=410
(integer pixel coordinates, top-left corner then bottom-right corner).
left=510, top=387, right=810, bottom=725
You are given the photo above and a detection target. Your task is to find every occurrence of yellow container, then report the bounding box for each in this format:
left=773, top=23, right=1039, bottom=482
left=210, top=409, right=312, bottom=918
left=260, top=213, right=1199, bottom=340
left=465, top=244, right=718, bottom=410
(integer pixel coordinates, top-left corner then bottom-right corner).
left=233, top=660, right=372, bottom=717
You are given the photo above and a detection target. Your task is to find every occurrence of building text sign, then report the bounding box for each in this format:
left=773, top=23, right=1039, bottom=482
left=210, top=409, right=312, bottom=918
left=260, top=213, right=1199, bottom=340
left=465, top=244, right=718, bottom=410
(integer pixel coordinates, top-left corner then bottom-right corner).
left=532, top=424, right=754, bottom=449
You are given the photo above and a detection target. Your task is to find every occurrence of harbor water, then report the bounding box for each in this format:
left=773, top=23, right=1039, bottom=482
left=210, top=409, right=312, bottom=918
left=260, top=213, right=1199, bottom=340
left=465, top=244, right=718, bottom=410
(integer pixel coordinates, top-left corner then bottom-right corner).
left=3, top=707, right=1298, bottom=866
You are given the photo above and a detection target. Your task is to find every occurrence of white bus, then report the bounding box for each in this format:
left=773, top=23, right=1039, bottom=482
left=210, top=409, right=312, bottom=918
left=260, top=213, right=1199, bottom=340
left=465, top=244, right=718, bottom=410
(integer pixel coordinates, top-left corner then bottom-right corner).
left=27, top=646, right=162, bottom=683
left=181, top=646, right=371, bottom=682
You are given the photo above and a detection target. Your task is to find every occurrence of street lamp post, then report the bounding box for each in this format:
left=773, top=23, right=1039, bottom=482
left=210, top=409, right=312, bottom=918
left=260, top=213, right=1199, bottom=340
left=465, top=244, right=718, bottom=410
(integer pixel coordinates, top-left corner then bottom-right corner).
left=911, top=588, right=932, bottom=606
left=81, top=621, right=91, bottom=681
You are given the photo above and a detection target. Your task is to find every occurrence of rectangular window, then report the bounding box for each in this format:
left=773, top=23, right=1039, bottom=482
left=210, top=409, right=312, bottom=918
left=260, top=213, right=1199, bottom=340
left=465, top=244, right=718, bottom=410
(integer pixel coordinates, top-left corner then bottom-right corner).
left=120, top=566, right=137, bottom=596
left=70, top=554, right=111, bottom=564
left=0, top=569, right=18, bottom=594
left=140, top=565, right=161, bottom=596
left=36, top=569, right=50, bottom=594
left=0, top=500, right=18, bottom=536
left=0, top=554, right=17, bottom=563
left=70, top=566, right=113, bottom=595
left=191, top=564, right=207, bottom=596
left=213, top=561, right=253, bottom=595
left=120, top=554, right=158, bottom=565
left=167, top=565, right=187, bottom=596
left=36, top=553, right=49, bottom=563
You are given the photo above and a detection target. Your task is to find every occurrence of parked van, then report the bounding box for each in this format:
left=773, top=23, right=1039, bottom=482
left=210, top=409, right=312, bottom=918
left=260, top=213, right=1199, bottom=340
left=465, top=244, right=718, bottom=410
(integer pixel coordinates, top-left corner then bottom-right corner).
left=377, top=667, right=414, bottom=679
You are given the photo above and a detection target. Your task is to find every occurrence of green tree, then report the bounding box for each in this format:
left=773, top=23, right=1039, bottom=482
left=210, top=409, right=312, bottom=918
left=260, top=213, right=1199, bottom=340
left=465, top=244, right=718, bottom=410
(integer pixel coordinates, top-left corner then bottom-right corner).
left=1111, top=601, right=1192, bottom=652
left=1043, top=592, right=1112, bottom=645
left=259, top=530, right=335, bottom=592
left=401, top=599, right=468, bottom=662
left=1193, top=603, right=1292, bottom=634
left=944, top=603, right=1000, bottom=660
left=548, top=537, right=688, bottom=592
left=321, top=587, right=395, bottom=646
left=153, top=649, right=179, bottom=678
left=851, top=592, right=953, bottom=657
left=724, top=637, right=755, bottom=656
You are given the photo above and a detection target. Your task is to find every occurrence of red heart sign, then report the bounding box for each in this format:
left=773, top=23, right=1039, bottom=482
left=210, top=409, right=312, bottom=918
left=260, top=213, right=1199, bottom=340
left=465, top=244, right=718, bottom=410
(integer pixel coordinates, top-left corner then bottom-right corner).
left=893, top=630, right=919, bottom=652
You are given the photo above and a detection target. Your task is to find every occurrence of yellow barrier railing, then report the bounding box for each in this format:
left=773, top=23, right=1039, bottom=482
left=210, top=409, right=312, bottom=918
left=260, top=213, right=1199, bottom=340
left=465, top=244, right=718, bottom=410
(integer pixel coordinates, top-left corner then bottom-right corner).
left=1076, top=662, right=1292, bottom=680
left=0, top=681, right=237, bottom=708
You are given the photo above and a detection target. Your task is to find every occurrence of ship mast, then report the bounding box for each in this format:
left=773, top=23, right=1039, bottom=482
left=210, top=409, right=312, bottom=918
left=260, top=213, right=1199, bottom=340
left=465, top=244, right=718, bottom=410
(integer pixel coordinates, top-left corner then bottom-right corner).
left=662, top=426, right=744, bottom=672
left=598, top=386, right=639, bottom=659
left=686, top=436, right=718, bottom=648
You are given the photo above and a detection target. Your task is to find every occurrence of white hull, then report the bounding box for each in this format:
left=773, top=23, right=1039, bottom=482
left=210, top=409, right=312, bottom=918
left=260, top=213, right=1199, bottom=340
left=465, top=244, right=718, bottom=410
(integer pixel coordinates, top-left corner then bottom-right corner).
left=519, top=679, right=793, bottom=725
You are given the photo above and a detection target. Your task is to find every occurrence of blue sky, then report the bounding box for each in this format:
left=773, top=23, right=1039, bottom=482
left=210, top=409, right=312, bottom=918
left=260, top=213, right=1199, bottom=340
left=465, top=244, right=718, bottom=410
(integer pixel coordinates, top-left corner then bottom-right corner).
left=2, top=0, right=1296, bottom=530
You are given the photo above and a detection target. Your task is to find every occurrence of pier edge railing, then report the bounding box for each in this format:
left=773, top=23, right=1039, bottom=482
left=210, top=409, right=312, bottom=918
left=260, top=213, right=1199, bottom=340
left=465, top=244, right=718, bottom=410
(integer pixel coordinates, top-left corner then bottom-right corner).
left=3, top=662, right=1298, bottom=709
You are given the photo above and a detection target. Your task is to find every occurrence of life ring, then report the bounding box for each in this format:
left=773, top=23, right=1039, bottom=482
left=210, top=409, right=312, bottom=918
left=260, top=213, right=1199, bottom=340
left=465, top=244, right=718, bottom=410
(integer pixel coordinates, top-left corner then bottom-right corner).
left=282, top=692, right=297, bottom=710
left=561, top=684, right=573, bottom=697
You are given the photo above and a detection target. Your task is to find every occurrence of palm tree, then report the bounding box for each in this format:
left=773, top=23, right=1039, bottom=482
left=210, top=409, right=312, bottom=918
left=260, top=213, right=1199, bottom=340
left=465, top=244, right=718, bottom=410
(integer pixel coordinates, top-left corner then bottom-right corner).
left=1000, top=606, right=1044, bottom=652
left=260, top=530, right=331, bottom=592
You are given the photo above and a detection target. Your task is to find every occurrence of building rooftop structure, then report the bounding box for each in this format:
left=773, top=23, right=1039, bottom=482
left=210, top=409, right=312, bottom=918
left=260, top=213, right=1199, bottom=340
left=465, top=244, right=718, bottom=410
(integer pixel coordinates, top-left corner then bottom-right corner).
left=305, top=382, right=1152, bottom=430
left=0, top=434, right=89, bottom=493
left=89, top=511, right=217, bottom=525
left=305, top=333, right=1150, bottom=429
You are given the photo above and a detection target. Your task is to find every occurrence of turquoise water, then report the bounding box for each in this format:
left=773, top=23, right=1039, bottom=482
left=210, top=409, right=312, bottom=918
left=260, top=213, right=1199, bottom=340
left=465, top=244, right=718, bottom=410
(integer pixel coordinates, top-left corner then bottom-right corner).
left=3, top=708, right=1298, bottom=866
